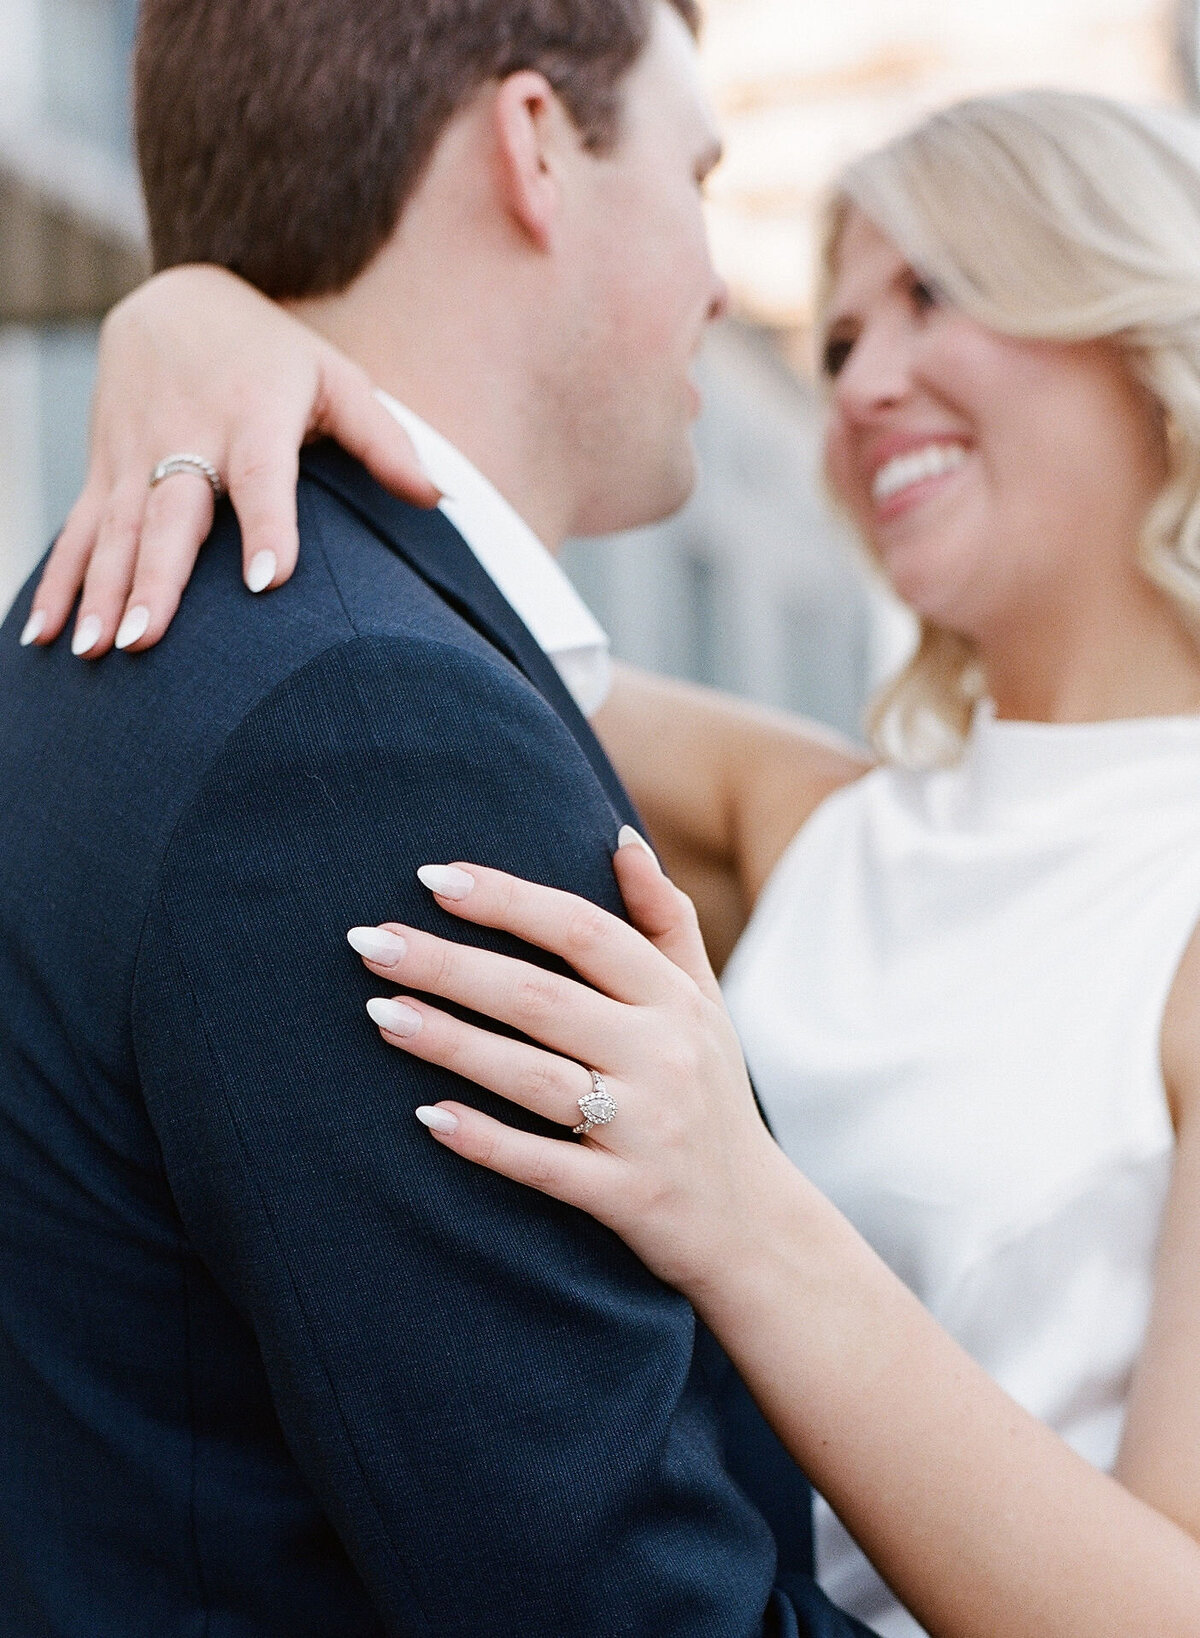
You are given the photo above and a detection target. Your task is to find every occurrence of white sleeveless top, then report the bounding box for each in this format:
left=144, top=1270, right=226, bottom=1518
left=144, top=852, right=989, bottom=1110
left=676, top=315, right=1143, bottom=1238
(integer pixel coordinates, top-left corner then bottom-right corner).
left=722, top=705, right=1200, bottom=1638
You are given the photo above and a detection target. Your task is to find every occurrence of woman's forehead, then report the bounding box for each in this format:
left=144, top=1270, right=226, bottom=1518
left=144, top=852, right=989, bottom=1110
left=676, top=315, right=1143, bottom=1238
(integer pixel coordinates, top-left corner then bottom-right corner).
left=827, top=208, right=911, bottom=313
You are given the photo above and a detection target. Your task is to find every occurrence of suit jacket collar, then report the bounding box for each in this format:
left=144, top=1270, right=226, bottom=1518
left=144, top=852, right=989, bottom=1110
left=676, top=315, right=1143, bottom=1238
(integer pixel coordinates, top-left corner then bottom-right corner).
left=300, top=441, right=637, bottom=823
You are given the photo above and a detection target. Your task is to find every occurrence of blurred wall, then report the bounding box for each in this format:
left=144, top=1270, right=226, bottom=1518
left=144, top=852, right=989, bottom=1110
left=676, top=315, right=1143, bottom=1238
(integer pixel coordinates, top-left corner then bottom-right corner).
left=0, top=0, right=142, bottom=615
left=702, top=0, right=1185, bottom=333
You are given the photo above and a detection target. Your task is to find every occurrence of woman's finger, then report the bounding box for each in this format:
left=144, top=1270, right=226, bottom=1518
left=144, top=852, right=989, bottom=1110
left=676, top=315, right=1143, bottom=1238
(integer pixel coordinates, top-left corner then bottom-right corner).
left=113, top=476, right=216, bottom=649
left=23, top=486, right=104, bottom=644
left=225, top=428, right=303, bottom=594
left=70, top=482, right=150, bottom=657
left=364, top=992, right=599, bottom=1131
left=613, top=830, right=721, bottom=1002
left=347, top=917, right=621, bottom=1066
left=413, top=863, right=686, bottom=1006
left=315, top=351, right=441, bottom=509
left=413, top=1100, right=621, bottom=1217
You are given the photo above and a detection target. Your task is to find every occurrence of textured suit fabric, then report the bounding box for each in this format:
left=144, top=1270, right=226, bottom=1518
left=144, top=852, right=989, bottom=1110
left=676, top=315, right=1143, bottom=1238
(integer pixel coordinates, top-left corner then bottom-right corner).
left=0, top=442, right=876, bottom=1637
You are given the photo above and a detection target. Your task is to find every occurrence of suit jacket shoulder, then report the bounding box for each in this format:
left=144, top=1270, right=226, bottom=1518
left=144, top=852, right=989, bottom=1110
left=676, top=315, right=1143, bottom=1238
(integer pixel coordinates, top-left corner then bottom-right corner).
left=0, top=454, right=863, bottom=1638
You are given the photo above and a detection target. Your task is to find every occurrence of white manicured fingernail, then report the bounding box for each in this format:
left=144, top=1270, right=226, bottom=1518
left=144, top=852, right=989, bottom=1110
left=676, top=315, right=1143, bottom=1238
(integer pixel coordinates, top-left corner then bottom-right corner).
left=19, top=610, right=45, bottom=647
left=366, top=997, right=422, bottom=1037
left=347, top=926, right=407, bottom=965
left=114, top=605, right=150, bottom=650
left=618, top=825, right=660, bottom=868
left=417, top=864, right=475, bottom=900
left=246, top=550, right=277, bottom=593
left=415, top=1105, right=459, bottom=1134
left=71, top=614, right=103, bottom=657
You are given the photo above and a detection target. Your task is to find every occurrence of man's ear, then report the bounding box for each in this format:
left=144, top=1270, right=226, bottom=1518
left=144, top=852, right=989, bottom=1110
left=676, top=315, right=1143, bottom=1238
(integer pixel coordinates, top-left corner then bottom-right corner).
left=491, top=71, right=578, bottom=251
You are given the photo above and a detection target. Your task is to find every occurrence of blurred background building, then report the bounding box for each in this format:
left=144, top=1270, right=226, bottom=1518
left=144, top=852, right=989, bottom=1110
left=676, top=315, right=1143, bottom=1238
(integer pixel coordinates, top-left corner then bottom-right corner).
left=0, top=0, right=142, bottom=611
left=1, top=0, right=1195, bottom=739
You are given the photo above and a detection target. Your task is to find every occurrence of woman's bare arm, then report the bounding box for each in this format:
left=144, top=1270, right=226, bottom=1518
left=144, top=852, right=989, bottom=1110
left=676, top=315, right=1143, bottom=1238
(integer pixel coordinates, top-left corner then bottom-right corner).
left=594, top=664, right=870, bottom=966
left=345, top=851, right=1200, bottom=1638
left=698, top=1163, right=1200, bottom=1638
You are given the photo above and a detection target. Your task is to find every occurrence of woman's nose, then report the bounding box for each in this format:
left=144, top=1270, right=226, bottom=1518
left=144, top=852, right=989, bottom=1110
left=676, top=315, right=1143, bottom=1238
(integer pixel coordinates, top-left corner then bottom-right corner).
left=832, top=319, right=911, bottom=419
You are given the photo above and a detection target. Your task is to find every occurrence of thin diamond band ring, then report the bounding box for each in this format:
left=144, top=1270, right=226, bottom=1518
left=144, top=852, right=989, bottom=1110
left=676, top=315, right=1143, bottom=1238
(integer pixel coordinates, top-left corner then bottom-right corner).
left=150, top=453, right=226, bottom=498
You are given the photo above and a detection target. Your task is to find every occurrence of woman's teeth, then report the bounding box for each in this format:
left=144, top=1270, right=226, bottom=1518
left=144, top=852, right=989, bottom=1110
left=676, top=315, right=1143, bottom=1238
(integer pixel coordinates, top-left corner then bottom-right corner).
left=872, top=443, right=966, bottom=505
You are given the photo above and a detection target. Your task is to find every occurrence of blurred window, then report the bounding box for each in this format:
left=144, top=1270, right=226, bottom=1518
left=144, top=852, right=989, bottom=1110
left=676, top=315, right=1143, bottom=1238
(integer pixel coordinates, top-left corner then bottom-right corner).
left=780, top=593, right=869, bottom=741
left=42, top=0, right=137, bottom=157
left=680, top=549, right=721, bottom=687
left=1182, top=0, right=1200, bottom=103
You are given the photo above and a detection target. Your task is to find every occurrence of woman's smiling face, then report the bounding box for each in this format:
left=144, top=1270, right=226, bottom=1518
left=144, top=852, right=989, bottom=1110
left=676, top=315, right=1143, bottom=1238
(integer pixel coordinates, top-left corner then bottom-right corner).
left=820, top=207, right=1169, bottom=646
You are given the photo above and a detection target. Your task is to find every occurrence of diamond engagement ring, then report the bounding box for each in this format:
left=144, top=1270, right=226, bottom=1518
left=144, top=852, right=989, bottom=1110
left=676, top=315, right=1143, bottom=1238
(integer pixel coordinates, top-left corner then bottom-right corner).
left=149, top=453, right=226, bottom=498
left=573, top=1070, right=617, bottom=1136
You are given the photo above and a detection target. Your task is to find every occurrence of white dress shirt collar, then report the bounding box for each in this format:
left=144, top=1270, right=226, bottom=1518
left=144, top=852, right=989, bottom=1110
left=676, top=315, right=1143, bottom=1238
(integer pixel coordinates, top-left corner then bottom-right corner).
left=376, top=391, right=611, bottom=717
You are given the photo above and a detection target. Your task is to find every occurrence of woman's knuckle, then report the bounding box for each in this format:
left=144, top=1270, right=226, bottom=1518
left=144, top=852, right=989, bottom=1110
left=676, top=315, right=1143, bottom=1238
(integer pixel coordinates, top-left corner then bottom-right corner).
left=113, top=472, right=151, bottom=510
left=437, top=1031, right=471, bottom=1077
left=488, top=872, right=521, bottom=924
left=338, top=354, right=372, bottom=392
left=476, top=1128, right=505, bottom=1170
left=426, top=941, right=460, bottom=992
left=146, top=485, right=210, bottom=533
left=524, top=1146, right=561, bottom=1192
left=519, top=1055, right=560, bottom=1103
left=59, top=494, right=99, bottom=543
left=514, top=970, right=558, bottom=1022
left=130, top=566, right=175, bottom=602
left=36, top=555, right=81, bottom=596
left=97, top=508, right=140, bottom=555
left=563, top=901, right=608, bottom=958
left=674, top=985, right=708, bottom=1030
left=226, top=446, right=278, bottom=489
left=83, top=537, right=129, bottom=578
left=658, top=1037, right=699, bottom=1086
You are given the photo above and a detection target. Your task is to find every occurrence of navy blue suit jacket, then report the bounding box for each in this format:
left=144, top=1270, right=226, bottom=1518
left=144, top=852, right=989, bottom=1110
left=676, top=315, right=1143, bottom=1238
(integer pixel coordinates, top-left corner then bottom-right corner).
left=0, top=443, right=876, bottom=1636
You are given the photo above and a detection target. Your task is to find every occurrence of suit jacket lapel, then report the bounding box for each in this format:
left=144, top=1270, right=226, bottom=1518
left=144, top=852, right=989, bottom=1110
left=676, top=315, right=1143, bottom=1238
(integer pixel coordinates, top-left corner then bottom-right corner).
left=301, top=441, right=636, bottom=822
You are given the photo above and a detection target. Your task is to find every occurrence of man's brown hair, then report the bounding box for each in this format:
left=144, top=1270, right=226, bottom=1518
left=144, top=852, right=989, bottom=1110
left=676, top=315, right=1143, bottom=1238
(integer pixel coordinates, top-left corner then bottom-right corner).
left=135, top=0, right=700, bottom=300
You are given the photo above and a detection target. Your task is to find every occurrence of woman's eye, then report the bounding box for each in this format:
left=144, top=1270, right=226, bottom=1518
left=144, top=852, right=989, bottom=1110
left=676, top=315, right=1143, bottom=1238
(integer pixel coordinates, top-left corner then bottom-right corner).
left=822, top=335, right=854, bottom=378
left=910, top=276, right=939, bottom=312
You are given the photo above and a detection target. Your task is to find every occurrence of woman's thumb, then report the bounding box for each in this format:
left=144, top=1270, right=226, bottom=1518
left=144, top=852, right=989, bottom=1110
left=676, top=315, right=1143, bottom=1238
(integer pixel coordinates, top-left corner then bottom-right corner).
left=613, top=827, right=719, bottom=998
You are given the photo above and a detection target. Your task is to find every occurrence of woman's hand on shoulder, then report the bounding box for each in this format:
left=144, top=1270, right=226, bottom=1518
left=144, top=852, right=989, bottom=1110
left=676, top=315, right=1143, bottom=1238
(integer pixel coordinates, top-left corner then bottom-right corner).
left=347, top=832, right=792, bottom=1297
left=24, top=266, right=439, bottom=660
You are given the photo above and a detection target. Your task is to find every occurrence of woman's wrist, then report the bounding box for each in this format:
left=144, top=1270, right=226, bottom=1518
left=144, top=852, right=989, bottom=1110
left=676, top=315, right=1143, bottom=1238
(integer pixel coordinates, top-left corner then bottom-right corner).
left=681, top=1138, right=846, bottom=1322
left=683, top=1142, right=913, bottom=1442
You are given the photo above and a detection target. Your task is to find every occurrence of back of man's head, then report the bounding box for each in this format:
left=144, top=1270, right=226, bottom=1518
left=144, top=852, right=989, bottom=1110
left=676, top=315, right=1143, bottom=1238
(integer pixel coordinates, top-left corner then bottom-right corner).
left=136, top=0, right=700, bottom=301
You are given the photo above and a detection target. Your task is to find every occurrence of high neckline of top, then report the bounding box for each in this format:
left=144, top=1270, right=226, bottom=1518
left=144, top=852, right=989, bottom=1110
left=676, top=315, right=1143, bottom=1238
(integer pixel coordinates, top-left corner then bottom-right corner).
left=973, top=697, right=1200, bottom=751
left=917, top=699, right=1200, bottom=824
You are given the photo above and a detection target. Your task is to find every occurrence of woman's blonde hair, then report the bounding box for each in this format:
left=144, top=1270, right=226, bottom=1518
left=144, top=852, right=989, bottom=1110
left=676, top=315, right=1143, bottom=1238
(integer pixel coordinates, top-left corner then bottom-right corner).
left=816, top=90, right=1200, bottom=766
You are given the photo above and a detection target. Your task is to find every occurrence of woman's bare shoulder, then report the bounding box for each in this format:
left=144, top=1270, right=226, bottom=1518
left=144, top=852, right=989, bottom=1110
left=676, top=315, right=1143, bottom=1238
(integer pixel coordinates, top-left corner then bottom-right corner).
left=737, top=717, right=873, bottom=904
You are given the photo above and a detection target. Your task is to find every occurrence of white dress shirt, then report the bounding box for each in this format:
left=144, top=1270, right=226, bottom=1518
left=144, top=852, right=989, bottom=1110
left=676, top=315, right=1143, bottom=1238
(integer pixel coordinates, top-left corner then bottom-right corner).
left=376, top=391, right=611, bottom=717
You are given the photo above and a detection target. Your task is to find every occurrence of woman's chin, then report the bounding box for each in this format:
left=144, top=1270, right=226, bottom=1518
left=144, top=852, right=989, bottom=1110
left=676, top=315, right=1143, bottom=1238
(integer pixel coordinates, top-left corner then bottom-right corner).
left=875, top=541, right=980, bottom=631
